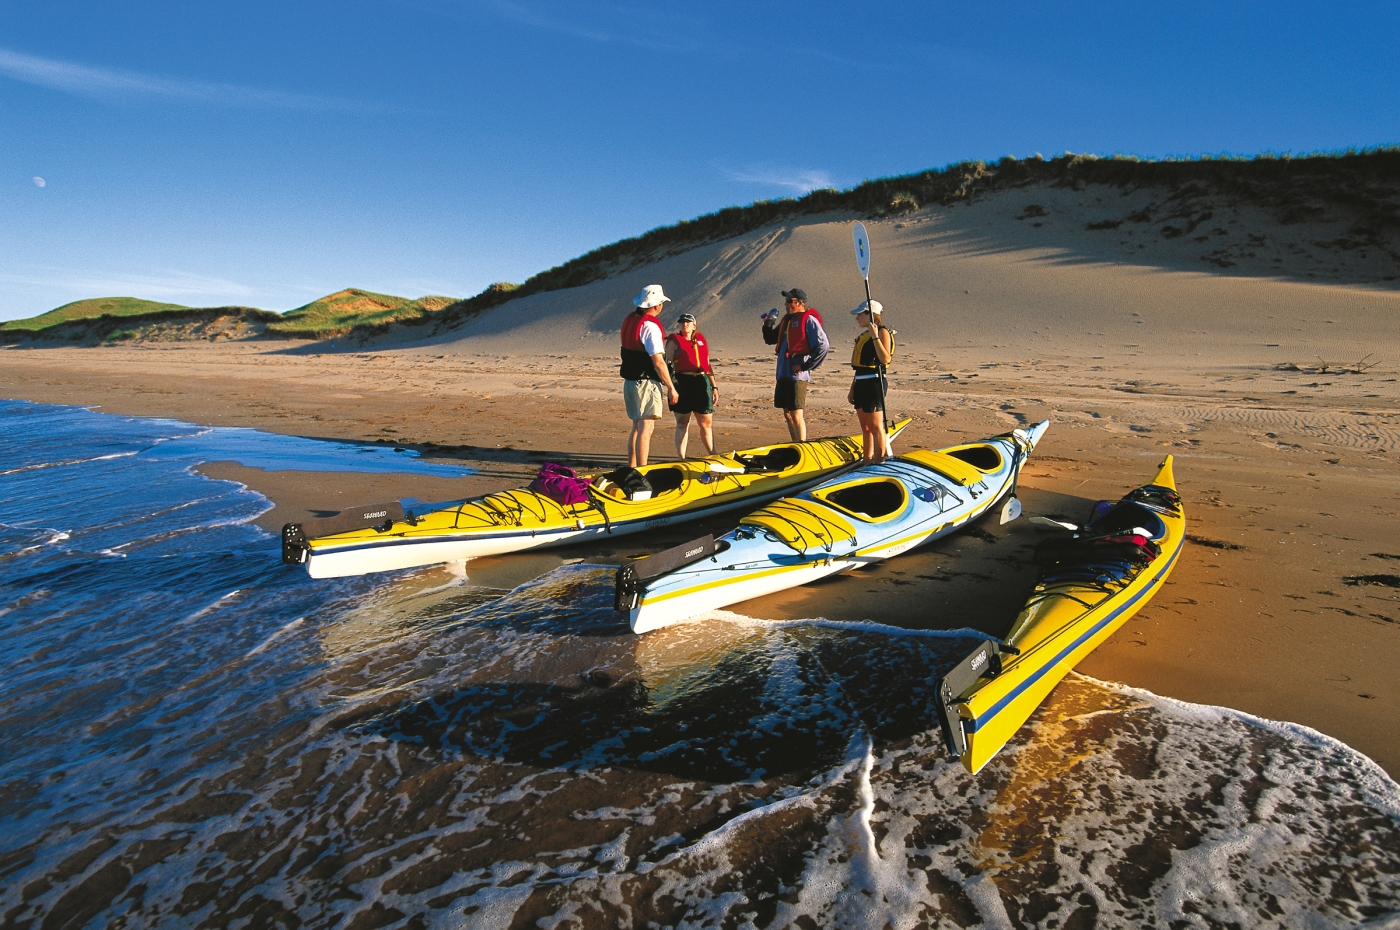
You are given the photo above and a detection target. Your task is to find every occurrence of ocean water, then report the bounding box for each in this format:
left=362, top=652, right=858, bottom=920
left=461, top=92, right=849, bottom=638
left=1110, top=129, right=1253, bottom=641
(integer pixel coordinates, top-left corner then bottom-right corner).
left=2, top=399, right=1399, bottom=930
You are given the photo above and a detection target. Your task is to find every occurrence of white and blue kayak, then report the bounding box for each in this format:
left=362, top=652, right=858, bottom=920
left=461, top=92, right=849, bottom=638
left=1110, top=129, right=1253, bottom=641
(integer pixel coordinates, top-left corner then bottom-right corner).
left=616, top=421, right=1050, bottom=634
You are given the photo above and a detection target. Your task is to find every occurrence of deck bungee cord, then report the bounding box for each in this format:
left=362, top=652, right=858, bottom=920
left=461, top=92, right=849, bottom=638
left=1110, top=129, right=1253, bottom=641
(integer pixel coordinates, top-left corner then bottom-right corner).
left=285, top=423, right=907, bottom=579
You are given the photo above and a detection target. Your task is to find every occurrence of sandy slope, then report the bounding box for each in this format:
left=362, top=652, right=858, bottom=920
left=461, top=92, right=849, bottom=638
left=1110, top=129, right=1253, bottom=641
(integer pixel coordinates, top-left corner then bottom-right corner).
left=3, top=182, right=1397, bottom=775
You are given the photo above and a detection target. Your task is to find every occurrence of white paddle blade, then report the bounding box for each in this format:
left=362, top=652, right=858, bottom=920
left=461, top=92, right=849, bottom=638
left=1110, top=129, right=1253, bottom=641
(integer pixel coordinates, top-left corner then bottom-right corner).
left=1030, top=516, right=1078, bottom=531
left=1000, top=496, right=1023, bottom=524
left=852, top=222, right=871, bottom=280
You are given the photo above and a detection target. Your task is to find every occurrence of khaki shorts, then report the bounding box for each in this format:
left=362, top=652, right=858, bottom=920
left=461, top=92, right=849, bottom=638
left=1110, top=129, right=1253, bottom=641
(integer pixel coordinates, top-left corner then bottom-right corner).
left=773, top=378, right=808, bottom=411
left=624, top=378, right=666, bottom=420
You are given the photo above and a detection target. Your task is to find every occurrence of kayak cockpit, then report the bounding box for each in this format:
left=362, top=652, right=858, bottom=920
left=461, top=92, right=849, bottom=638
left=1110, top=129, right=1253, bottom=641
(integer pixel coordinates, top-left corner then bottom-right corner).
left=811, top=477, right=909, bottom=523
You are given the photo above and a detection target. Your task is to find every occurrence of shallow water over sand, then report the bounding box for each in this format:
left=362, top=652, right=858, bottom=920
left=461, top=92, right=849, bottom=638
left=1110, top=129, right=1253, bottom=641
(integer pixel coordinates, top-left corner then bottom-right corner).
left=2, top=400, right=1398, bottom=929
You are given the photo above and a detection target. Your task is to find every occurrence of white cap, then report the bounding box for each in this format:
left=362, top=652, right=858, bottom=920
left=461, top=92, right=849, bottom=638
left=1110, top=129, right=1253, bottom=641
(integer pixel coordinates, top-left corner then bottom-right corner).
left=851, top=299, right=883, bottom=316
left=634, top=284, right=670, bottom=309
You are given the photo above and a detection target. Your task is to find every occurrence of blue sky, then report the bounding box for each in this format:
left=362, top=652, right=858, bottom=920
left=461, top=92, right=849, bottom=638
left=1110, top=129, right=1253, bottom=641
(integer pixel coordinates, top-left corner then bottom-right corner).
left=3, top=1, right=1397, bottom=320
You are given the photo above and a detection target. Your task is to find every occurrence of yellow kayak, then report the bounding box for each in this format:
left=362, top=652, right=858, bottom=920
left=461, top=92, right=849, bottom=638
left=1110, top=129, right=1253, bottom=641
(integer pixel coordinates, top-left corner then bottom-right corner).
left=936, top=455, right=1185, bottom=774
left=283, top=421, right=909, bottom=579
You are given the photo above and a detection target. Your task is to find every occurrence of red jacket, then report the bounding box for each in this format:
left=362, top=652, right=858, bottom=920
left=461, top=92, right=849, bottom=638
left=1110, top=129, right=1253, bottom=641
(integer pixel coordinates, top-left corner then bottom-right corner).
left=666, top=331, right=712, bottom=374
left=619, top=311, right=662, bottom=380
left=783, top=307, right=823, bottom=358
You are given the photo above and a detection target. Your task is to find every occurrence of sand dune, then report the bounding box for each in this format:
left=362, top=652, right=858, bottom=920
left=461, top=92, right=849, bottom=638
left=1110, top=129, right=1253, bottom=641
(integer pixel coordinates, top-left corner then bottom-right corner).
left=352, top=184, right=1398, bottom=383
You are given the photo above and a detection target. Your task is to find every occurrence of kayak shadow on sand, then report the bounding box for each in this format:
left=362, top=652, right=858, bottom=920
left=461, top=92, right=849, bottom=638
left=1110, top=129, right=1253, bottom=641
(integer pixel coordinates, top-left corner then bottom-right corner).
left=276, top=434, right=621, bottom=475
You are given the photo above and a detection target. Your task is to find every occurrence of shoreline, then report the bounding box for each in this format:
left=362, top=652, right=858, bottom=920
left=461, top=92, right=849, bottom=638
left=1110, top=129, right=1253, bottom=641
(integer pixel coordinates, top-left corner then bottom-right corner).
left=5, top=340, right=1396, bottom=778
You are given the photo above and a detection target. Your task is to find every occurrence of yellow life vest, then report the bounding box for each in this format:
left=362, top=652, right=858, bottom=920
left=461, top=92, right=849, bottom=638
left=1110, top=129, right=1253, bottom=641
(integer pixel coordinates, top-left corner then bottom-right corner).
left=851, top=326, right=896, bottom=372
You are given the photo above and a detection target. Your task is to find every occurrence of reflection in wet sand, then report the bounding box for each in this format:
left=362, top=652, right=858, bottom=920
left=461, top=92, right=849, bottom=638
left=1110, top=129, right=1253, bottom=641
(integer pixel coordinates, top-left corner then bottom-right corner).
left=631, top=616, right=767, bottom=710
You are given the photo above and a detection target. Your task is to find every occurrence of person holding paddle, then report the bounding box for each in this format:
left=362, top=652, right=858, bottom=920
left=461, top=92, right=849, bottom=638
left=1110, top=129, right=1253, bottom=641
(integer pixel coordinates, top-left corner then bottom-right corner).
left=847, top=299, right=895, bottom=463
left=664, top=312, right=718, bottom=458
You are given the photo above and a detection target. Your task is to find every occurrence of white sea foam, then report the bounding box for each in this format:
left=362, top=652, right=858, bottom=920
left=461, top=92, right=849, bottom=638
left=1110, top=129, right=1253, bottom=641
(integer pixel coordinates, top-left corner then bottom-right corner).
left=244, top=616, right=305, bottom=657
left=715, top=609, right=993, bottom=641
left=173, top=589, right=245, bottom=626
left=0, top=450, right=136, bottom=475
left=1087, top=674, right=1400, bottom=819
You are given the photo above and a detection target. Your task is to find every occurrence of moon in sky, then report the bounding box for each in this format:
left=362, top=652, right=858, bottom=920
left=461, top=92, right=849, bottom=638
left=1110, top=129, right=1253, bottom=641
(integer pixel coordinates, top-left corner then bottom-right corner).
left=33, top=176, right=45, bottom=188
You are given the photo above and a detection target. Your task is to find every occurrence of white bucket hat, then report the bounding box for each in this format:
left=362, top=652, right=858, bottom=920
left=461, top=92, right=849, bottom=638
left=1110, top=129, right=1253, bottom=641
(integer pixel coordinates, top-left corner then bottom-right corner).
left=851, top=299, right=883, bottom=316
left=634, top=284, right=671, bottom=309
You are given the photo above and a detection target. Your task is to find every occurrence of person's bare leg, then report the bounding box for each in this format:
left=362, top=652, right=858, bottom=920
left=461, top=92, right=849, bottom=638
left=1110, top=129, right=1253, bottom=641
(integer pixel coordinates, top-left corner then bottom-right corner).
left=856, top=409, right=878, bottom=462
left=674, top=413, right=691, bottom=459
left=693, top=413, right=715, bottom=455
left=635, top=418, right=656, bottom=467
left=788, top=409, right=806, bottom=441
left=869, top=410, right=889, bottom=462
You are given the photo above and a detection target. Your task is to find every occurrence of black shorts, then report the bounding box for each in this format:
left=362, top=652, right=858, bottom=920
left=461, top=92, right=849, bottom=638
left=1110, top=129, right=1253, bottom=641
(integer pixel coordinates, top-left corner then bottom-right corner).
left=671, top=373, right=714, bottom=414
left=773, top=378, right=808, bottom=411
left=852, top=377, right=885, bottom=413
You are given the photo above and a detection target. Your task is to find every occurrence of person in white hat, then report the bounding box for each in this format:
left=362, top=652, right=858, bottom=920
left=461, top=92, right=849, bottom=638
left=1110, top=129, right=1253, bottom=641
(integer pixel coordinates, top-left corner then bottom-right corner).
left=846, top=299, right=895, bottom=463
left=620, top=284, right=680, bottom=467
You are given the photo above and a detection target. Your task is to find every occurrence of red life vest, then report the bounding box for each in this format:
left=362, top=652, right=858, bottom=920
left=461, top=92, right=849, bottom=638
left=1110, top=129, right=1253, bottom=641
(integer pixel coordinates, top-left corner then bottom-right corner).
left=783, top=307, right=823, bottom=358
left=666, top=332, right=711, bottom=374
left=619, top=311, right=662, bottom=380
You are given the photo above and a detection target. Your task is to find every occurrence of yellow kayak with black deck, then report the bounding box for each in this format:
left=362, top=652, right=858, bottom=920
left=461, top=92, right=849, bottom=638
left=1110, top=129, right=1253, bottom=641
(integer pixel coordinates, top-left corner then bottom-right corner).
left=282, top=421, right=908, bottom=579
left=936, top=456, right=1185, bottom=774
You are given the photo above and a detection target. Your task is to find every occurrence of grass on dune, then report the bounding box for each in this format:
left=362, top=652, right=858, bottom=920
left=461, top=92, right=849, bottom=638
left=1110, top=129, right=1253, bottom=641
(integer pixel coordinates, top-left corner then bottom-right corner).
left=3, top=297, right=192, bottom=332
left=264, top=289, right=457, bottom=338
left=2, top=289, right=461, bottom=341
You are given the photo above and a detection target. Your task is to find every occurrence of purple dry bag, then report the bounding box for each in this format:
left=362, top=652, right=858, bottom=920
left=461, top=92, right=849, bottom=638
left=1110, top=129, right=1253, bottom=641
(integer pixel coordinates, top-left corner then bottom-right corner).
left=529, top=463, right=591, bottom=506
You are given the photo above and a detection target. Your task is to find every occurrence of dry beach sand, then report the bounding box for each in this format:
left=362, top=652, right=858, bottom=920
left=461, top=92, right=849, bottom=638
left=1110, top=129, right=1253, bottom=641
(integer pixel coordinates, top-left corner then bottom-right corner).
left=4, top=186, right=1398, bottom=784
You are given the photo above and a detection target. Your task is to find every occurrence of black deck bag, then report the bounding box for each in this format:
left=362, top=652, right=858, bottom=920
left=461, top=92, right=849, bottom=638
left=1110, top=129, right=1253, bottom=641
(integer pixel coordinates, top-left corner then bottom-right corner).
left=606, top=467, right=654, bottom=498
left=1034, top=535, right=1159, bottom=571
left=734, top=446, right=802, bottom=473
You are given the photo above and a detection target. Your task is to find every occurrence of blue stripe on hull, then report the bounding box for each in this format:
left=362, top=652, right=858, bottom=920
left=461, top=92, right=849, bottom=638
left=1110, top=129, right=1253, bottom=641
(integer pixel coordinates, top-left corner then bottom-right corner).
left=968, top=537, right=1184, bottom=733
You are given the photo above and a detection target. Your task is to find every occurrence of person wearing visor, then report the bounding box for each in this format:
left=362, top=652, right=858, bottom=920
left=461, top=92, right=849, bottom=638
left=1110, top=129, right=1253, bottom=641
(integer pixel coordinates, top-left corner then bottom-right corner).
left=663, top=312, right=718, bottom=458
left=620, top=284, right=680, bottom=467
left=846, top=299, right=896, bottom=463
left=761, top=287, right=830, bottom=441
